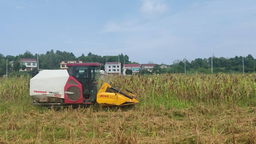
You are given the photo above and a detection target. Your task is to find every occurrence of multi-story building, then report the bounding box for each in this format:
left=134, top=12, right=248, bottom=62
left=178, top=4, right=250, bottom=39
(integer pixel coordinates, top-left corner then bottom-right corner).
left=123, top=64, right=140, bottom=75
left=60, top=60, right=83, bottom=69
left=105, top=62, right=121, bottom=75
left=141, top=64, right=156, bottom=72
left=20, top=58, right=37, bottom=71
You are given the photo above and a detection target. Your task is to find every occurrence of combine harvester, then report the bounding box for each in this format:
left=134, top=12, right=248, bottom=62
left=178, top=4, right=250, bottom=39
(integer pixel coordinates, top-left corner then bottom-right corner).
left=29, top=63, right=139, bottom=107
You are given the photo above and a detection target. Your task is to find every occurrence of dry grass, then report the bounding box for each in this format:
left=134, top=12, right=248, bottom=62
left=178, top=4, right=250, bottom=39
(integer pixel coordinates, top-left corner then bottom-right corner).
left=99, top=74, right=256, bottom=107
left=1, top=74, right=256, bottom=143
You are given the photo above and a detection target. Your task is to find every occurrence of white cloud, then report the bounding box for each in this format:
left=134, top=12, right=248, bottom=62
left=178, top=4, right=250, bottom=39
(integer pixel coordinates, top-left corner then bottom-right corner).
left=102, top=21, right=141, bottom=33
left=102, top=22, right=121, bottom=32
left=140, top=0, right=168, bottom=14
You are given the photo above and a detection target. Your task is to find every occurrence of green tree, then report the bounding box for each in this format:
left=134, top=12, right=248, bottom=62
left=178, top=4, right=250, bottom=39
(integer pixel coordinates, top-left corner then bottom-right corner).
left=169, top=64, right=184, bottom=73
left=0, top=58, right=6, bottom=76
left=139, top=69, right=151, bottom=75
left=21, top=51, right=34, bottom=59
left=5, top=55, right=15, bottom=61
left=13, top=60, right=21, bottom=71
left=125, top=69, right=133, bottom=75
left=22, top=65, right=26, bottom=70
left=152, top=65, right=161, bottom=74
left=79, top=54, right=93, bottom=62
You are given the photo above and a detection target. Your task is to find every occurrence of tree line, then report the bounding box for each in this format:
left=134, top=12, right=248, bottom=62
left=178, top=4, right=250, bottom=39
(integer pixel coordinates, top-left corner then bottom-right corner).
left=0, top=50, right=255, bottom=77
left=148, top=54, right=256, bottom=75
left=0, top=50, right=133, bottom=77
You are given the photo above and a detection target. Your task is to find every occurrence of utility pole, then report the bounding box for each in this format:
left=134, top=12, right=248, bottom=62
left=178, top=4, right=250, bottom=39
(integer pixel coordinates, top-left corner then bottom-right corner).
left=242, top=56, right=244, bottom=75
left=211, top=53, right=213, bottom=74
left=118, top=50, right=120, bottom=63
left=6, top=59, right=8, bottom=79
left=37, top=53, right=39, bottom=70
left=184, top=58, right=186, bottom=74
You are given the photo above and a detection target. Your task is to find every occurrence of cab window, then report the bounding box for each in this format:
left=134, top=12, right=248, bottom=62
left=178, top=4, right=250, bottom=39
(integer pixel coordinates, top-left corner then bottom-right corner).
left=75, top=66, right=89, bottom=78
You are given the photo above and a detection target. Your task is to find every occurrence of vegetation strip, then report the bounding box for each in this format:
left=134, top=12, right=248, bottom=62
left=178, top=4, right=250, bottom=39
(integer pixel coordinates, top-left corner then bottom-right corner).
left=1, top=74, right=256, bottom=143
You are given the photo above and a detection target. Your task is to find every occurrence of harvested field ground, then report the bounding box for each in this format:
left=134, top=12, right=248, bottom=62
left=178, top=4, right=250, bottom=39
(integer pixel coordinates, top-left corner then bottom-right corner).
left=1, top=74, right=256, bottom=143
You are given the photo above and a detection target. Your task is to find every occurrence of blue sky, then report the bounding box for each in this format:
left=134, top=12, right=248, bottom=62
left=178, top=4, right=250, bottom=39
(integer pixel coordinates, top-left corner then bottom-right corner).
left=0, top=0, right=256, bottom=64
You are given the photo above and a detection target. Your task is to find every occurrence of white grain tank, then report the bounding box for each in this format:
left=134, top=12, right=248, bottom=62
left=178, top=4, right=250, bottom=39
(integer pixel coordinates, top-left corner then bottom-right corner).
left=30, top=70, right=69, bottom=103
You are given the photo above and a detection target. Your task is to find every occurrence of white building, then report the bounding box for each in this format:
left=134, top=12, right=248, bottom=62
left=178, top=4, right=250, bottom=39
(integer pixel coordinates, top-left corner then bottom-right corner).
left=160, top=64, right=169, bottom=69
left=60, top=60, right=83, bottom=69
left=123, top=64, right=140, bottom=75
left=20, top=58, right=37, bottom=71
left=141, top=64, right=156, bottom=72
left=105, top=62, right=121, bottom=75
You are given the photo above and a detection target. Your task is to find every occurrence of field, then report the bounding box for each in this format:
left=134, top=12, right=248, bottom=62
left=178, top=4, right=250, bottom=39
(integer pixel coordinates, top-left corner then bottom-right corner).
left=1, top=74, right=256, bottom=143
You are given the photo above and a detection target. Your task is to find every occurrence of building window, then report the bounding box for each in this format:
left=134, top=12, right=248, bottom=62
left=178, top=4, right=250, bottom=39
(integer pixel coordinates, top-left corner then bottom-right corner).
left=33, top=63, right=36, bottom=66
left=109, top=69, right=111, bottom=71
left=113, top=69, right=116, bottom=71
left=117, top=69, right=119, bottom=71
left=109, top=66, right=111, bottom=68
left=62, top=65, right=65, bottom=67
left=112, top=65, right=116, bottom=68
left=27, top=63, right=31, bottom=66
left=117, top=65, right=119, bottom=68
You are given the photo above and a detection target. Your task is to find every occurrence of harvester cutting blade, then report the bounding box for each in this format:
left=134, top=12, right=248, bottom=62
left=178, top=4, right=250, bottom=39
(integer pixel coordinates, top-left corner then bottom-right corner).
left=97, top=83, right=139, bottom=106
